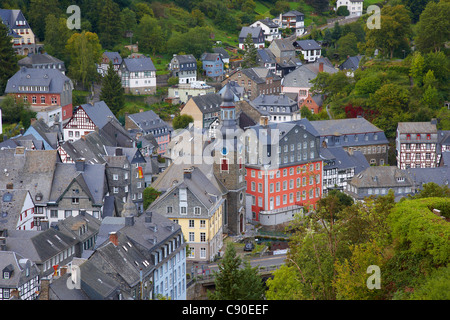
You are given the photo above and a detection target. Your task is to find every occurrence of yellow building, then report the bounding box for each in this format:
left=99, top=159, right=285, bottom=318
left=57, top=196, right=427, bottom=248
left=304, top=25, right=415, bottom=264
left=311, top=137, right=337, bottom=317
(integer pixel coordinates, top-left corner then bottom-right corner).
left=180, top=93, right=222, bottom=130
left=0, top=9, right=37, bottom=55
left=149, top=166, right=225, bottom=262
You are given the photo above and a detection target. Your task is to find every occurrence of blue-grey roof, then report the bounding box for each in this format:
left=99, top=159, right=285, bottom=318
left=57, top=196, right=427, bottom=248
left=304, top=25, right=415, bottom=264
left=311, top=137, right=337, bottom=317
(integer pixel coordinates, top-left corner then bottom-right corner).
left=239, top=26, right=263, bottom=41
left=127, top=110, right=171, bottom=136
left=339, top=55, right=363, bottom=71
left=18, top=53, right=65, bottom=71
left=321, top=147, right=369, bottom=173
left=103, top=51, right=122, bottom=65
left=283, top=10, right=304, bottom=17
left=406, top=167, right=450, bottom=189
left=0, top=9, right=30, bottom=38
left=78, top=101, right=117, bottom=130
left=213, top=47, right=230, bottom=59
left=5, top=67, right=72, bottom=94
left=294, top=39, right=321, bottom=51
left=121, top=57, right=156, bottom=72
left=257, top=48, right=276, bottom=64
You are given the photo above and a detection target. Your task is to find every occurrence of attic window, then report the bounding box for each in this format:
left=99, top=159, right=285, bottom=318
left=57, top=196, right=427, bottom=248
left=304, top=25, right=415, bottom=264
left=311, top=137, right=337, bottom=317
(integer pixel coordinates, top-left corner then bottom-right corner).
left=2, top=193, right=13, bottom=202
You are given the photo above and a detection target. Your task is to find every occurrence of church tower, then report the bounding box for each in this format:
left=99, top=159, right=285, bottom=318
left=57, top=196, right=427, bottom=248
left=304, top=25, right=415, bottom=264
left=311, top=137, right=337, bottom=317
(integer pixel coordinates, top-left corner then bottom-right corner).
left=213, top=84, right=247, bottom=235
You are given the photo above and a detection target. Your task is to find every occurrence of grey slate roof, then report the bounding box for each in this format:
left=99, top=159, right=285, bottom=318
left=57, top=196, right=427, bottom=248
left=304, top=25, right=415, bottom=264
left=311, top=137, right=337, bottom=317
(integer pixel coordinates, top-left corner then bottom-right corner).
left=321, top=147, right=369, bottom=173
left=127, top=110, right=172, bottom=137
left=257, top=48, right=276, bottom=64
left=0, top=9, right=30, bottom=37
left=76, top=101, right=118, bottom=130
left=103, top=51, right=122, bottom=65
left=397, top=122, right=438, bottom=134
left=406, top=167, right=450, bottom=189
left=201, top=52, right=223, bottom=62
left=239, top=26, right=263, bottom=40
left=213, top=47, right=230, bottom=59
left=0, top=189, right=30, bottom=231
left=350, top=166, right=414, bottom=188
left=311, top=118, right=384, bottom=136
left=283, top=10, right=304, bottom=17
left=257, top=18, right=279, bottom=28
left=190, top=93, right=223, bottom=114
left=294, top=39, right=321, bottom=51
left=339, top=55, right=363, bottom=71
left=18, top=53, right=66, bottom=72
left=121, top=57, right=156, bottom=72
left=5, top=67, right=72, bottom=94
left=240, top=67, right=282, bottom=84
left=0, top=251, right=40, bottom=289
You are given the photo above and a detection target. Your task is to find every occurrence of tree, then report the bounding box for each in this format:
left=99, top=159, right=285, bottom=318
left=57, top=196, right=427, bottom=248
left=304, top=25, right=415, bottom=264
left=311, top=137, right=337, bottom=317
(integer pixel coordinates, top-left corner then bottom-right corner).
left=265, top=265, right=305, bottom=300
left=166, top=27, right=212, bottom=58
left=143, top=187, right=162, bottom=210
left=0, top=22, right=18, bottom=95
left=409, top=182, right=450, bottom=199
left=136, top=15, right=165, bottom=55
left=98, top=0, right=123, bottom=49
left=364, top=5, right=412, bottom=58
left=66, top=31, right=102, bottom=89
left=208, top=245, right=264, bottom=300
left=415, top=0, right=450, bottom=53
left=242, top=33, right=258, bottom=69
left=172, top=114, right=194, bottom=130
left=0, top=96, right=36, bottom=129
left=336, top=5, right=350, bottom=16
left=100, top=61, right=125, bottom=115
left=411, top=265, right=450, bottom=300
left=336, top=33, right=358, bottom=58
left=44, top=14, right=74, bottom=61
left=409, top=51, right=425, bottom=86
left=28, top=0, right=61, bottom=40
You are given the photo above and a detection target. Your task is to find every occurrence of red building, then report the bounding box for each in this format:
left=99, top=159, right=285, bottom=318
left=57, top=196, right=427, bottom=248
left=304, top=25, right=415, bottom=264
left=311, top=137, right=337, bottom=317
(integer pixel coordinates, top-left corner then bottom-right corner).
left=5, top=67, right=73, bottom=125
left=245, top=119, right=323, bottom=227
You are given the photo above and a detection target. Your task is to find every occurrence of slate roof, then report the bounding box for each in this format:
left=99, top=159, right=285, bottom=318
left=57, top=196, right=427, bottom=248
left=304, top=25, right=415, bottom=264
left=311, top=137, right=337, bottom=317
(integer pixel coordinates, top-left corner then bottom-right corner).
left=48, top=162, right=106, bottom=206
left=283, top=10, right=304, bottom=17
left=350, top=166, right=414, bottom=188
left=102, top=51, right=122, bottom=65
left=0, top=251, right=40, bottom=289
left=271, top=38, right=296, bottom=52
left=311, top=118, right=384, bottom=136
left=18, top=53, right=65, bottom=72
left=321, top=147, right=369, bottom=173
left=0, top=9, right=30, bottom=37
left=240, top=67, right=282, bottom=84
left=294, top=39, right=321, bottom=51
left=127, top=110, right=171, bottom=136
left=257, top=18, right=279, bottom=28
left=0, top=189, right=30, bottom=231
left=77, top=101, right=118, bottom=130
left=190, top=93, right=223, bottom=114
left=121, top=57, right=156, bottom=72
left=282, top=62, right=336, bottom=88
left=5, top=67, right=72, bottom=94
left=397, top=122, right=438, bottom=134
left=257, top=48, right=277, bottom=64
left=0, top=149, right=59, bottom=205
left=55, top=213, right=101, bottom=244
left=213, top=47, right=230, bottom=59
left=339, top=55, right=362, bottom=71
left=239, top=26, right=263, bottom=40
left=201, top=52, right=223, bottom=62
left=5, top=228, right=78, bottom=264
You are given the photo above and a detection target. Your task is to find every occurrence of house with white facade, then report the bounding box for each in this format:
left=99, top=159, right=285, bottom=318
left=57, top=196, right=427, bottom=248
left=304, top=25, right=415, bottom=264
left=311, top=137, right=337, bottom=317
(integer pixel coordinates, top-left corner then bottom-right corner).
left=250, top=18, right=281, bottom=42
left=0, top=189, right=36, bottom=231
left=119, top=56, right=156, bottom=95
left=336, top=0, right=364, bottom=18
left=293, top=39, right=322, bottom=63
left=238, top=26, right=265, bottom=50
left=168, top=54, right=197, bottom=84
left=274, top=10, right=305, bottom=37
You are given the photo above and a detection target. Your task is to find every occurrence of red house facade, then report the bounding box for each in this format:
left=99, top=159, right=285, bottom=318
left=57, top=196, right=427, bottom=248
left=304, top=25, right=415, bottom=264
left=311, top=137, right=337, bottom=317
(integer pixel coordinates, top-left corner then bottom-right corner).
left=245, top=119, right=323, bottom=227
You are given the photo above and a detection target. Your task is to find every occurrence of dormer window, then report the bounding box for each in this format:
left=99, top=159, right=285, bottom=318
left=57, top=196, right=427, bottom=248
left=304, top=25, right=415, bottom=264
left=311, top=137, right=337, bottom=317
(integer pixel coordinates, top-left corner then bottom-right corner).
left=406, top=134, right=411, bottom=140
left=416, top=134, right=421, bottom=140
left=426, top=134, right=431, bottom=140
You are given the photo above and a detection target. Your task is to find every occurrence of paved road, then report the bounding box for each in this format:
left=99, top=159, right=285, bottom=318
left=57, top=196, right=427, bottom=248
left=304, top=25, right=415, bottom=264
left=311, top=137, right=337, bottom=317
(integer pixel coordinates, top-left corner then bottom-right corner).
left=205, top=254, right=287, bottom=273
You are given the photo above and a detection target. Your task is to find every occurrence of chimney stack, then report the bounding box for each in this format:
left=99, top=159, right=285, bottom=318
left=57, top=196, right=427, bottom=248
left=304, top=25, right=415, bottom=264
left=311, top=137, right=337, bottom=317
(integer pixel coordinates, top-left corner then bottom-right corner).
left=109, top=232, right=118, bottom=246
left=75, top=158, right=86, bottom=172
left=115, top=148, right=123, bottom=156
left=183, top=167, right=193, bottom=179
left=319, top=62, right=324, bottom=73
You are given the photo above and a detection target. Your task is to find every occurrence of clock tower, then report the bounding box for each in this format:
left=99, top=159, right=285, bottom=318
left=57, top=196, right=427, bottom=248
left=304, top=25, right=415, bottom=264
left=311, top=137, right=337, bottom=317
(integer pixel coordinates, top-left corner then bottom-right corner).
left=213, top=84, right=247, bottom=235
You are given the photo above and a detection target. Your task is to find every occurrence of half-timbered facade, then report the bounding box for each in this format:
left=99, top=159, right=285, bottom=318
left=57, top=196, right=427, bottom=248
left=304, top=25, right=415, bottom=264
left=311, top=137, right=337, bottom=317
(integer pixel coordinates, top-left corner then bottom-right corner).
left=396, top=121, right=440, bottom=169
left=63, top=101, right=116, bottom=143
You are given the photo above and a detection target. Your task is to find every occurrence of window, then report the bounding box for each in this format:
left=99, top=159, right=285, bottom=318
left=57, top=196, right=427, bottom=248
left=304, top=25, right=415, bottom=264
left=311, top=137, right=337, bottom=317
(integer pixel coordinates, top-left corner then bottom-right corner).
left=194, top=207, right=201, bottom=215
left=200, top=233, right=206, bottom=242
left=189, top=220, right=195, bottom=228
left=200, top=220, right=206, bottom=228
left=220, top=158, right=229, bottom=172
left=65, top=210, right=72, bottom=218
left=50, top=210, right=58, bottom=218
left=72, top=198, right=79, bottom=204
left=180, top=207, right=187, bottom=215
left=113, top=174, right=119, bottom=180
left=189, top=232, right=194, bottom=242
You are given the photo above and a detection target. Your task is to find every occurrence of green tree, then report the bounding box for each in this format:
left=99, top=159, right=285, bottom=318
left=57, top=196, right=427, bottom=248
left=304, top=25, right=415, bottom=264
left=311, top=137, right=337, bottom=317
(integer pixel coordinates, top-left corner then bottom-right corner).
left=0, top=22, right=18, bottom=95
left=336, top=5, right=350, bottom=16
left=409, top=51, right=425, bottom=86
left=415, top=0, right=450, bottom=53
left=411, top=265, right=450, bottom=300
left=410, top=182, right=450, bottom=199
left=364, top=5, right=412, bottom=58
left=242, top=33, right=258, bottom=69
left=136, top=15, right=165, bottom=55
left=66, top=31, right=102, bottom=89
left=44, top=14, right=74, bottom=61
left=166, top=27, right=212, bottom=58
left=100, top=61, right=125, bottom=115
left=208, top=245, right=264, bottom=300
left=265, top=265, right=305, bottom=300
left=143, top=187, right=162, bottom=210
left=0, top=96, right=35, bottom=129
left=336, top=33, right=358, bottom=58
left=98, top=0, right=123, bottom=49
left=28, top=0, right=61, bottom=40
left=172, top=114, right=193, bottom=129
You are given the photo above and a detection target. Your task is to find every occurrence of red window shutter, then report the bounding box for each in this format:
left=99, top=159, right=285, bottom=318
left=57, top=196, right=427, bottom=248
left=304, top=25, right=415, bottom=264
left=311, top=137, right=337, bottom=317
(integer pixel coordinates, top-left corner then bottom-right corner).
left=221, top=158, right=229, bottom=172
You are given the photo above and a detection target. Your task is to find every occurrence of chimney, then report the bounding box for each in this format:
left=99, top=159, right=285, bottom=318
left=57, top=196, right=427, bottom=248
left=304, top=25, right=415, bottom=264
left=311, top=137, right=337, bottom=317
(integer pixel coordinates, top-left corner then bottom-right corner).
left=30, top=118, right=36, bottom=125
left=15, top=146, right=25, bottom=156
left=125, top=216, right=134, bottom=226
left=60, top=266, right=68, bottom=276
left=38, top=279, right=50, bottom=300
left=183, top=168, right=193, bottom=179
left=319, top=62, right=324, bottom=73
left=6, top=182, right=13, bottom=190
left=260, top=116, right=269, bottom=126
left=0, top=236, right=7, bottom=251
left=10, top=289, right=20, bottom=300
left=109, top=232, right=118, bottom=246
left=115, top=148, right=123, bottom=156
left=139, top=109, right=144, bottom=113
left=40, top=220, right=49, bottom=231
left=75, top=158, right=86, bottom=172
left=145, top=211, right=152, bottom=223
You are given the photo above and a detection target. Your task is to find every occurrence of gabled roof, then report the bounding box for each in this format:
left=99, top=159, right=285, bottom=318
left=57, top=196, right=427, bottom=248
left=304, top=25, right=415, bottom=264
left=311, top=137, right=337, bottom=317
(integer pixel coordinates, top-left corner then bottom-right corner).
left=127, top=110, right=171, bottom=134
left=190, top=93, right=222, bottom=114
left=257, top=18, right=279, bottom=28
left=271, top=38, right=296, bottom=52
left=350, top=166, right=414, bottom=188
left=121, top=57, right=156, bottom=72
left=201, top=52, right=223, bottom=62
left=339, top=55, right=362, bottom=71
left=397, top=122, right=437, bottom=134
left=76, top=101, right=117, bottom=130
left=102, top=51, right=122, bottom=65
left=239, top=26, right=264, bottom=39
left=282, top=10, right=304, bottom=17
left=18, top=53, right=65, bottom=71
left=311, top=118, right=384, bottom=136
left=240, top=67, right=282, bottom=84
left=0, top=189, right=32, bottom=231
left=213, top=47, right=230, bottom=59
left=257, top=48, right=276, bottom=64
